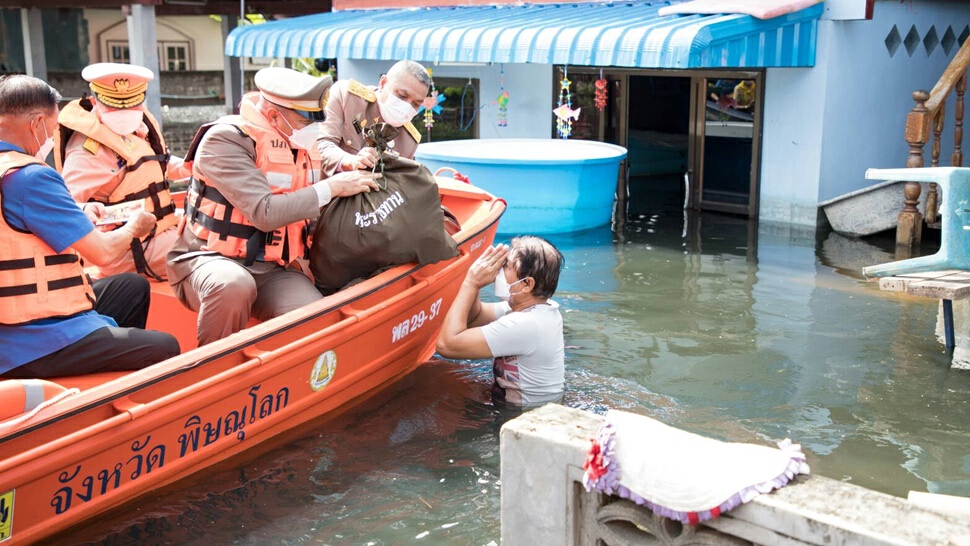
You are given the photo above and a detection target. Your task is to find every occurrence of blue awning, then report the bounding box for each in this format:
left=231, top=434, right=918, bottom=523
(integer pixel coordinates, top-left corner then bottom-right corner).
left=226, top=1, right=823, bottom=69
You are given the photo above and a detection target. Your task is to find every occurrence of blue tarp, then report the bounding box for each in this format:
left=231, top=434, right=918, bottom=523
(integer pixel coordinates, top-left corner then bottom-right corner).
left=225, top=1, right=823, bottom=69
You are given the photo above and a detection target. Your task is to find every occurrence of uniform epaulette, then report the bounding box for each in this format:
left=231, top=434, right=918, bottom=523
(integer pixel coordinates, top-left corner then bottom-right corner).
left=403, top=122, right=422, bottom=144
left=347, top=80, right=376, bottom=103
left=82, top=137, right=100, bottom=155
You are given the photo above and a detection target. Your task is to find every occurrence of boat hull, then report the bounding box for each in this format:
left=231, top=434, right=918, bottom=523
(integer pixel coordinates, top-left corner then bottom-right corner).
left=0, top=180, right=504, bottom=544
left=819, top=180, right=928, bottom=237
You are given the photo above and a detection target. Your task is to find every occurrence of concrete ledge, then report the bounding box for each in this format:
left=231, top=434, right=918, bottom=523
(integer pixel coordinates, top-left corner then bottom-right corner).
left=500, top=404, right=970, bottom=546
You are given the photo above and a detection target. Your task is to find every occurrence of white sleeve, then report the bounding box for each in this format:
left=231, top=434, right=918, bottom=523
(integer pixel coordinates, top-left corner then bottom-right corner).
left=311, top=179, right=333, bottom=208
left=481, top=312, right=537, bottom=358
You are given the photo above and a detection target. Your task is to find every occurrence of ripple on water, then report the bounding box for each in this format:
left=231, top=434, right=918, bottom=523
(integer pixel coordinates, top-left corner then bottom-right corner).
left=58, top=212, right=970, bottom=545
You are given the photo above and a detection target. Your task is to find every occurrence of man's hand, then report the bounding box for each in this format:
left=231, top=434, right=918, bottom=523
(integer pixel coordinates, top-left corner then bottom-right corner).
left=341, top=147, right=380, bottom=171
left=81, top=202, right=109, bottom=231
left=326, top=170, right=382, bottom=198
left=123, top=210, right=157, bottom=240
left=466, top=243, right=510, bottom=290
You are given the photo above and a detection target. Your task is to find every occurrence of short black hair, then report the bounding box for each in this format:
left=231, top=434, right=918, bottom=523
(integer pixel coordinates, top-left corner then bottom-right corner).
left=510, top=236, right=565, bottom=299
left=0, top=74, right=61, bottom=117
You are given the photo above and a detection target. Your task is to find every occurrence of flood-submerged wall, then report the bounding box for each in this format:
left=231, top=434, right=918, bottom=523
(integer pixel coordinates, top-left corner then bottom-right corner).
left=500, top=404, right=970, bottom=545
left=760, top=0, right=970, bottom=227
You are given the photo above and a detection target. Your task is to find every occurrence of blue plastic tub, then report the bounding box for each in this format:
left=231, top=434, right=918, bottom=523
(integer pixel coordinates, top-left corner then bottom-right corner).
left=415, top=139, right=627, bottom=235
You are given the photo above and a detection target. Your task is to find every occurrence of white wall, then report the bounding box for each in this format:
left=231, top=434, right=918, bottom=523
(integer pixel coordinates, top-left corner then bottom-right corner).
left=337, top=59, right=553, bottom=139
left=818, top=0, right=967, bottom=200
left=760, top=0, right=970, bottom=226
left=760, top=64, right=830, bottom=226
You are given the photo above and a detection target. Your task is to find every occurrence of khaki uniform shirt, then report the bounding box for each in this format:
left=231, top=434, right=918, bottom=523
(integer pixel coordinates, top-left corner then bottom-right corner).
left=317, top=79, right=422, bottom=177
left=166, top=124, right=322, bottom=285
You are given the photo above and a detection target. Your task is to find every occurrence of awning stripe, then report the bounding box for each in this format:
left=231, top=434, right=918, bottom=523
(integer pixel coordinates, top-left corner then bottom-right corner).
left=226, top=2, right=823, bottom=69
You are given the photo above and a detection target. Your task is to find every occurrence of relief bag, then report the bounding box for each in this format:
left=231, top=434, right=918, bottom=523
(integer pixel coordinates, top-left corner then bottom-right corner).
left=310, top=123, right=460, bottom=295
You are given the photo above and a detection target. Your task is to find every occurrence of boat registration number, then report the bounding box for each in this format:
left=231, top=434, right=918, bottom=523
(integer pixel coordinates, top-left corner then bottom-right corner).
left=392, top=298, right=443, bottom=343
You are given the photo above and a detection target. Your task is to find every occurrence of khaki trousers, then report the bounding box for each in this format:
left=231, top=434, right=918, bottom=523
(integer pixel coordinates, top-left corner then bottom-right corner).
left=172, top=258, right=321, bottom=346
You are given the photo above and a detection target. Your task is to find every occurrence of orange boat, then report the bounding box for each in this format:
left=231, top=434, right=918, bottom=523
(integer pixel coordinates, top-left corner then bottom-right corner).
left=0, top=176, right=504, bottom=544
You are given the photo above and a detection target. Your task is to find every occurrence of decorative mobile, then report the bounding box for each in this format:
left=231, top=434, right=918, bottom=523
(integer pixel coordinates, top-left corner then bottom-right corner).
left=553, top=66, right=580, bottom=139
left=494, top=64, right=510, bottom=127
left=594, top=68, right=608, bottom=111
left=417, top=68, right=445, bottom=133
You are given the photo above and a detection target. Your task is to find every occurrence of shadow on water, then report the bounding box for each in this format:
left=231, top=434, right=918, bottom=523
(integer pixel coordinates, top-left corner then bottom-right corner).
left=62, top=193, right=970, bottom=545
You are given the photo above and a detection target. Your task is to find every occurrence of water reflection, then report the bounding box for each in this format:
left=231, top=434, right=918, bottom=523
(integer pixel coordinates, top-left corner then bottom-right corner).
left=61, top=207, right=970, bottom=545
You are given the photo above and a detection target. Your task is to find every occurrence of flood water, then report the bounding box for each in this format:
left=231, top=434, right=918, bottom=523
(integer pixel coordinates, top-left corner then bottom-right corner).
left=63, top=193, right=970, bottom=545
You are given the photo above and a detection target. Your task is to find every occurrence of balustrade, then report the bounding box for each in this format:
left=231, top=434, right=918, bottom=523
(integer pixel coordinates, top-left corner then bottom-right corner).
left=898, top=40, right=968, bottom=255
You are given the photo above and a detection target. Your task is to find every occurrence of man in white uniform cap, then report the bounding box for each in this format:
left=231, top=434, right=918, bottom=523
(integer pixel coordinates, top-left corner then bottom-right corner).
left=167, top=67, right=381, bottom=345
left=56, top=62, right=187, bottom=281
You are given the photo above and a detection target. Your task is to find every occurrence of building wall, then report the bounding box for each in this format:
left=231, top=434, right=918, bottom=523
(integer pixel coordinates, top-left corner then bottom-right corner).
left=817, top=0, right=966, bottom=199
left=760, top=0, right=970, bottom=227
left=338, top=59, right=553, bottom=140
left=84, top=9, right=225, bottom=71
left=0, top=8, right=89, bottom=73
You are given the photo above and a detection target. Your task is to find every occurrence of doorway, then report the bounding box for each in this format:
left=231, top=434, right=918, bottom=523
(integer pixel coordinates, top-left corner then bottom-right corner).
left=626, top=75, right=692, bottom=211
left=562, top=68, right=764, bottom=218
left=689, top=73, right=763, bottom=216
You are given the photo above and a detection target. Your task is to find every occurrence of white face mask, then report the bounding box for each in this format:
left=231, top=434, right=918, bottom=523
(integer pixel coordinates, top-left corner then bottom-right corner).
left=276, top=112, right=320, bottom=151
left=101, top=109, right=144, bottom=135
left=288, top=122, right=322, bottom=150
left=33, top=121, right=54, bottom=160
left=494, top=268, right=526, bottom=302
left=378, top=89, right=418, bottom=127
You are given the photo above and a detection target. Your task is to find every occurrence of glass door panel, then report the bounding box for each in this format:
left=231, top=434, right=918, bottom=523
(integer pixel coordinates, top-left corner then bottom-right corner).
left=692, top=74, right=762, bottom=217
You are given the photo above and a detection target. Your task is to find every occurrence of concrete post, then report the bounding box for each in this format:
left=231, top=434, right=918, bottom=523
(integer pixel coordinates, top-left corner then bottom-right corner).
left=127, top=4, right=163, bottom=128
left=20, top=8, right=47, bottom=82
left=221, top=16, right=243, bottom=115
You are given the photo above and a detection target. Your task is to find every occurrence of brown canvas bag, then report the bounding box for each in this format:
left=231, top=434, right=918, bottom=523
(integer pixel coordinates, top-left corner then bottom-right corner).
left=310, top=124, right=460, bottom=295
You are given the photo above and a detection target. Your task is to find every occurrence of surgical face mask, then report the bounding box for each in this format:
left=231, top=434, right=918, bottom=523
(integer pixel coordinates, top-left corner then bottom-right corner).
left=378, top=88, right=418, bottom=127
left=288, top=122, right=322, bottom=150
left=33, top=121, right=54, bottom=160
left=494, top=267, right=526, bottom=302
left=276, top=112, right=320, bottom=150
left=101, top=109, right=144, bottom=135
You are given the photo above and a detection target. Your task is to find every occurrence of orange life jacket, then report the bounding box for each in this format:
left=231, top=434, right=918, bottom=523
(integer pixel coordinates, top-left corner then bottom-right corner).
left=55, top=97, right=176, bottom=228
left=0, top=151, right=96, bottom=326
left=180, top=93, right=322, bottom=266
left=55, top=97, right=176, bottom=279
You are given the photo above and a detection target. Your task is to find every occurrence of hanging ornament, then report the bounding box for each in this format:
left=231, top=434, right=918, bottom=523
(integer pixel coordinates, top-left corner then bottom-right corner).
left=416, top=68, right=446, bottom=133
left=553, top=65, right=580, bottom=139
left=494, top=64, right=510, bottom=127
left=594, top=68, right=608, bottom=112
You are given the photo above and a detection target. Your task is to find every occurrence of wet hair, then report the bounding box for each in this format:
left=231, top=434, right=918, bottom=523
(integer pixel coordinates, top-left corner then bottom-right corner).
left=509, top=236, right=565, bottom=299
left=387, top=60, right=432, bottom=88
left=0, top=74, right=60, bottom=118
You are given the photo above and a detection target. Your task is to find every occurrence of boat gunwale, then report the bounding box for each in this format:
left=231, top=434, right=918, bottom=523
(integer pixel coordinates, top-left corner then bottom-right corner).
left=0, top=198, right=505, bottom=446
left=817, top=178, right=911, bottom=208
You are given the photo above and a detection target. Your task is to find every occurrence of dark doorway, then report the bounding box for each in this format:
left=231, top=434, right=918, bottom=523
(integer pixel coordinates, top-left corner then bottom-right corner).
left=626, top=75, right=692, bottom=212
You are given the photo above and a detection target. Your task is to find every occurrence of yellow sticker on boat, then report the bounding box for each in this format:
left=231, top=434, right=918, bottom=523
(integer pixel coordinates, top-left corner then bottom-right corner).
left=310, top=351, right=337, bottom=392
left=0, top=489, right=13, bottom=542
